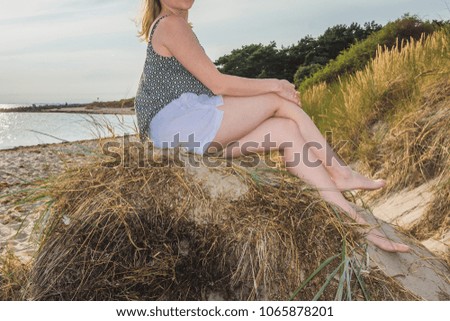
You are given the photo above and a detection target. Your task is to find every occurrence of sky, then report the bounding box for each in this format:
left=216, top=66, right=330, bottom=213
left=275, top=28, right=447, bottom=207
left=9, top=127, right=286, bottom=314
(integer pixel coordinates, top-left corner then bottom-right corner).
left=0, top=0, right=448, bottom=104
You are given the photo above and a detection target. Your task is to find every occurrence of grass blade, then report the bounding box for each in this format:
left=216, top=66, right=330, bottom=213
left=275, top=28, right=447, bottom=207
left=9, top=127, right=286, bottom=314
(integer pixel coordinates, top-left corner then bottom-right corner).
left=313, top=259, right=345, bottom=301
left=289, top=253, right=339, bottom=300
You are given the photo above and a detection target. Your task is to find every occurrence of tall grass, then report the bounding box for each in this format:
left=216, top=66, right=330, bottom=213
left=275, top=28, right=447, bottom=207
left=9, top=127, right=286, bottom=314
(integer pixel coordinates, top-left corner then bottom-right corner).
left=303, top=27, right=450, bottom=260
left=301, top=29, right=450, bottom=168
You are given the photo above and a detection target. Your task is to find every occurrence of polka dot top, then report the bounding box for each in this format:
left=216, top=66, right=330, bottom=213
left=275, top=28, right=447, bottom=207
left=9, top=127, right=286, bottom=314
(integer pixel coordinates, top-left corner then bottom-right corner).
left=134, top=14, right=215, bottom=140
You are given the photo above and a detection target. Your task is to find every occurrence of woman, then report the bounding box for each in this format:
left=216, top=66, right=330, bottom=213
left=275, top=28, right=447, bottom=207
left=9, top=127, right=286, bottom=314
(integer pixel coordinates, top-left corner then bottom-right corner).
left=135, top=0, right=410, bottom=253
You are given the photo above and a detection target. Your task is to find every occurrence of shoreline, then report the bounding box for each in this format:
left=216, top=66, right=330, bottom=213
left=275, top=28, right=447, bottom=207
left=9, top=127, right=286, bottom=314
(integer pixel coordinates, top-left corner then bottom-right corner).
left=0, top=136, right=140, bottom=262
left=0, top=105, right=135, bottom=115
left=0, top=136, right=120, bottom=152
left=0, top=132, right=141, bottom=152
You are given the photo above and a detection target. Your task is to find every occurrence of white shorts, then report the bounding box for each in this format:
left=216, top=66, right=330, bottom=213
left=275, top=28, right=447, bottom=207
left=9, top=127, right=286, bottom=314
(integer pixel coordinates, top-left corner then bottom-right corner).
left=149, top=92, right=225, bottom=155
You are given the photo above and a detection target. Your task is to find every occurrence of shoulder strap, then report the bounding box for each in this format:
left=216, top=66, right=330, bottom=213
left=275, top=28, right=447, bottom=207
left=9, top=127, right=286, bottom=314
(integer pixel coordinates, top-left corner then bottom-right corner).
left=149, top=14, right=171, bottom=41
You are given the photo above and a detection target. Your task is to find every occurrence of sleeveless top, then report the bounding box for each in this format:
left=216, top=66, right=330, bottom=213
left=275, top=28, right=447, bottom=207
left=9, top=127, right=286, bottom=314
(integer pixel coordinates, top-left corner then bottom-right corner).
left=134, top=14, right=215, bottom=141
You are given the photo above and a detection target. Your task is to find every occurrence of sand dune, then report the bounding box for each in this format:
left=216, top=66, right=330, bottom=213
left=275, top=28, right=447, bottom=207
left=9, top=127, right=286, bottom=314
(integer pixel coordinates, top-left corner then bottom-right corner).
left=1, top=137, right=448, bottom=300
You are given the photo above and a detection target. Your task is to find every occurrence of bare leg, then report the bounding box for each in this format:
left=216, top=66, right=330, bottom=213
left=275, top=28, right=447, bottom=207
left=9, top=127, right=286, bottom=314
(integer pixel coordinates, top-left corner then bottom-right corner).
left=210, top=94, right=385, bottom=191
left=207, top=96, right=409, bottom=253
left=273, top=98, right=386, bottom=191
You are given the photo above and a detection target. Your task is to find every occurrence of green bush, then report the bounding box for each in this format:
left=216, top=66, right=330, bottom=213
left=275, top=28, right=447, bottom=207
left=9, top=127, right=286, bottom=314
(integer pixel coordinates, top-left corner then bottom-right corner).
left=293, top=64, right=322, bottom=86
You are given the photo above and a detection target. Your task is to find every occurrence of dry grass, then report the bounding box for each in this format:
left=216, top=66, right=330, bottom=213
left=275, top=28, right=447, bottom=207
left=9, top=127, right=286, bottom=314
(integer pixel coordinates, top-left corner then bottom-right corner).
left=335, top=32, right=450, bottom=154
left=0, top=251, right=31, bottom=301
left=366, top=80, right=450, bottom=195
left=361, top=267, right=421, bottom=301
left=23, top=143, right=415, bottom=301
left=337, top=30, right=449, bottom=164
left=302, top=30, right=449, bottom=171
left=409, top=175, right=449, bottom=244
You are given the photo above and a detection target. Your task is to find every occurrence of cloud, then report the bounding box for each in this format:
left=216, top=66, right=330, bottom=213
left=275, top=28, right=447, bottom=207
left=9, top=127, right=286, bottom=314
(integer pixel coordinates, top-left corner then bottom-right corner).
left=0, top=13, right=139, bottom=55
left=0, top=0, right=137, bottom=21
left=0, top=0, right=448, bottom=103
left=0, top=0, right=59, bottom=20
left=0, top=48, right=145, bottom=103
left=0, top=0, right=143, bottom=103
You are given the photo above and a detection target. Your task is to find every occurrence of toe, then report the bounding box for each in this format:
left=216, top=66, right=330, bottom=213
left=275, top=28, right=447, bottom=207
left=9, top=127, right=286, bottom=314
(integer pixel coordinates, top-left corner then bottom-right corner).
left=395, top=243, right=411, bottom=253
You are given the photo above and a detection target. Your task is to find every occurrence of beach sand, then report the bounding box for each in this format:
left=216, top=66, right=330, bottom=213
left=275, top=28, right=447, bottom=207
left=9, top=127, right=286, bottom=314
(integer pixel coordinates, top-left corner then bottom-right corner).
left=0, top=139, right=106, bottom=261
left=369, top=180, right=449, bottom=259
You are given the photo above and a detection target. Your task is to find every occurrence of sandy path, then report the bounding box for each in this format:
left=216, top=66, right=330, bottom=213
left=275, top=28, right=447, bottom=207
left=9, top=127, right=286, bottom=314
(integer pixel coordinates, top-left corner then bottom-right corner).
left=369, top=180, right=449, bottom=258
left=0, top=139, right=104, bottom=261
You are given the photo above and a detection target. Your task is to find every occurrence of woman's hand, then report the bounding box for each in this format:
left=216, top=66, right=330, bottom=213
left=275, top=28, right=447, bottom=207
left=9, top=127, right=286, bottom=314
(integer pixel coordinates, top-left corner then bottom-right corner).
left=275, top=79, right=302, bottom=107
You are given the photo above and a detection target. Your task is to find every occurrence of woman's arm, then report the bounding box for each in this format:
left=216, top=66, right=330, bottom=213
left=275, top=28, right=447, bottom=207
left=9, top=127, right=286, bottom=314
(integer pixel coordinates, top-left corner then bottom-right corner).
left=156, top=15, right=300, bottom=105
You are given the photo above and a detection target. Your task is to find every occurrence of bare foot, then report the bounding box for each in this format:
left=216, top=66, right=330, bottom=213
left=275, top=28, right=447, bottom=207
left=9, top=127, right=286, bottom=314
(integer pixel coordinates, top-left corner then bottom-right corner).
left=333, top=170, right=386, bottom=192
left=364, top=228, right=410, bottom=253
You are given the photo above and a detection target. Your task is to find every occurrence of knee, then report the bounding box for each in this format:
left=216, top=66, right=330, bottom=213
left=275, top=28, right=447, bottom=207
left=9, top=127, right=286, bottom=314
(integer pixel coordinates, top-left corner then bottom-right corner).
left=273, top=118, right=300, bottom=138
left=266, top=118, right=301, bottom=153
left=265, top=93, right=285, bottom=113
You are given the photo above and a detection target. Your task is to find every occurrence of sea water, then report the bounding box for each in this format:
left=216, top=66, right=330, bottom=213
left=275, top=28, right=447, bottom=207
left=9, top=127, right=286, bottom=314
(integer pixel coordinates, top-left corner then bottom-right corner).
left=0, top=112, right=136, bottom=150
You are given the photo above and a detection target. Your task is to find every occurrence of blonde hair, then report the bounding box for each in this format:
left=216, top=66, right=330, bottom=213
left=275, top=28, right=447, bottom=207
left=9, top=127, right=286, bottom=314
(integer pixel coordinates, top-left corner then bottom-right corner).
left=138, top=0, right=162, bottom=42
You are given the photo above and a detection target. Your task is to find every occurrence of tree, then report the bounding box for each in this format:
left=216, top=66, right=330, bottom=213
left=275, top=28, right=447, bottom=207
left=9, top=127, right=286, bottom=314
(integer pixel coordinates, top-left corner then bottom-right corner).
left=214, top=21, right=383, bottom=83
left=215, top=42, right=280, bottom=78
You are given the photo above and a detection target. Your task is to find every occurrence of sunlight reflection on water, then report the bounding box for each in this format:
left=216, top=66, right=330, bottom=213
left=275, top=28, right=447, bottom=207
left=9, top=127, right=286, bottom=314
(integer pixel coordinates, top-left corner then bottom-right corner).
left=0, top=112, right=137, bottom=150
